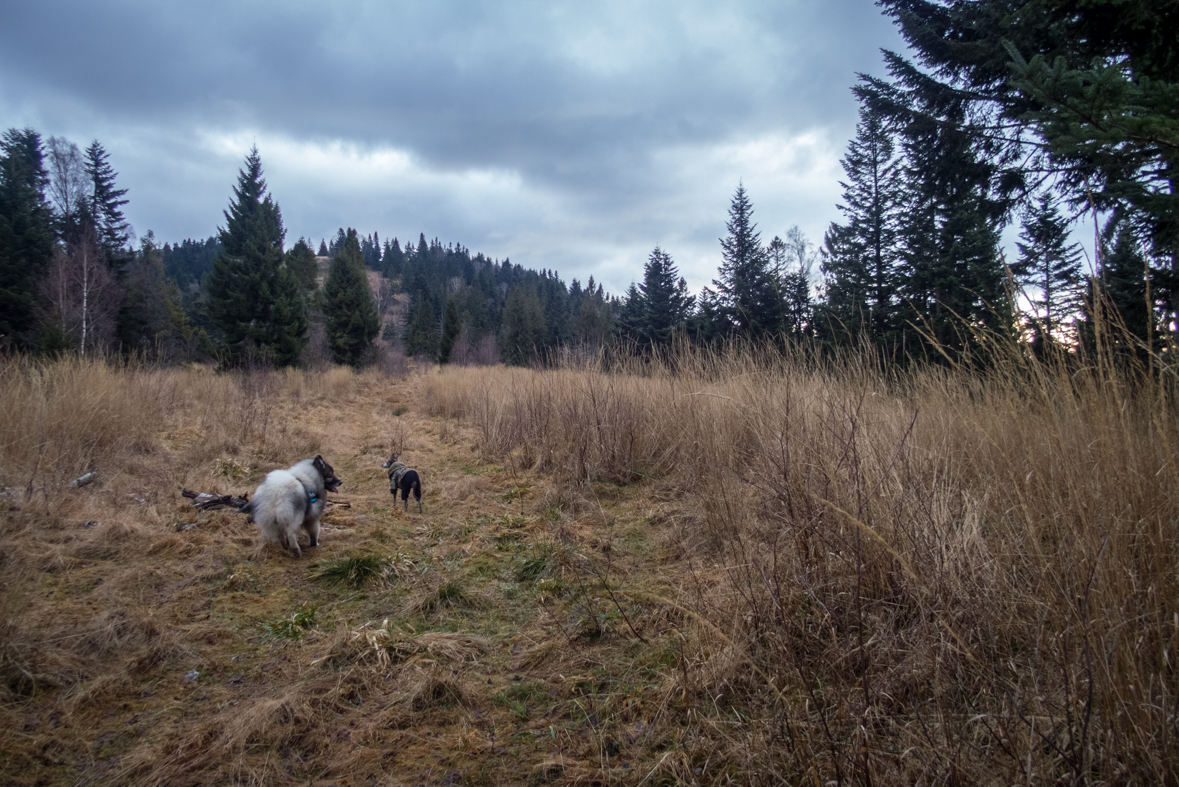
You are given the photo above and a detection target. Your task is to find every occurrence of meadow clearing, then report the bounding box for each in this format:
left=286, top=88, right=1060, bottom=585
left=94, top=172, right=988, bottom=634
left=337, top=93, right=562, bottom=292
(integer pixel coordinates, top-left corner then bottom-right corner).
left=1, top=344, right=1177, bottom=785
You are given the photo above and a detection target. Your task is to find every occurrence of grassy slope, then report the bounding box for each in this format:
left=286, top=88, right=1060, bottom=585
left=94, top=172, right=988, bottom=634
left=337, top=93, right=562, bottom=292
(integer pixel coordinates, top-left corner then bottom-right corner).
left=1, top=367, right=693, bottom=786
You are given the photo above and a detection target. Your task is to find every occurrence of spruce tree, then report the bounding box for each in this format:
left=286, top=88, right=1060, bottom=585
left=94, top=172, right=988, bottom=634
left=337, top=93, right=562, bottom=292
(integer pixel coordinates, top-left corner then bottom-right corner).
left=206, top=147, right=307, bottom=366
left=1079, top=213, right=1154, bottom=362
left=615, top=282, right=646, bottom=345
left=404, top=293, right=440, bottom=359
left=361, top=232, right=380, bottom=269
left=83, top=141, right=130, bottom=261
left=499, top=285, right=545, bottom=366
left=382, top=237, right=404, bottom=281
left=636, top=246, right=694, bottom=347
left=328, top=228, right=346, bottom=258
left=821, top=96, right=903, bottom=344
left=439, top=297, right=461, bottom=363
left=714, top=184, right=780, bottom=340
left=1012, top=192, right=1083, bottom=351
left=317, top=239, right=328, bottom=256
left=572, top=276, right=611, bottom=350
left=894, top=97, right=1010, bottom=363
left=540, top=273, right=570, bottom=352
left=323, top=228, right=380, bottom=366
left=286, top=237, right=319, bottom=292
left=1101, top=220, right=1153, bottom=350
left=872, top=0, right=1179, bottom=336
left=116, top=231, right=191, bottom=360
left=0, top=128, right=54, bottom=347
left=690, top=286, right=728, bottom=346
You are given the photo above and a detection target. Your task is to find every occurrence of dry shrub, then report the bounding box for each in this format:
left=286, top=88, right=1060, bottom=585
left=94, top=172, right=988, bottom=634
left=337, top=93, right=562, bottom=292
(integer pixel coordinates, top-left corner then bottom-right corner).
left=378, top=343, right=409, bottom=377
left=425, top=340, right=1179, bottom=784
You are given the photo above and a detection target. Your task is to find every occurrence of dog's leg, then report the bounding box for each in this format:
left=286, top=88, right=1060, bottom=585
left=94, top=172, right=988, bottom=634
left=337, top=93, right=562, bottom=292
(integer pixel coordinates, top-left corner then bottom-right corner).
left=306, top=516, right=320, bottom=547
left=287, top=532, right=302, bottom=558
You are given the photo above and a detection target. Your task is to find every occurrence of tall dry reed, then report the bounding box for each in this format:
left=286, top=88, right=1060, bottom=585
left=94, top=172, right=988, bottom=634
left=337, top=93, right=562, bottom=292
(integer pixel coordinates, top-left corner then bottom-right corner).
left=426, top=341, right=1179, bottom=784
left=0, top=355, right=178, bottom=506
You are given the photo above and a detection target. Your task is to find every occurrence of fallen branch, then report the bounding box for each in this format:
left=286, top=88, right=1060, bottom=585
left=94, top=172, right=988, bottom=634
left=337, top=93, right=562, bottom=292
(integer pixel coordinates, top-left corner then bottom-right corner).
left=180, top=488, right=350, bottom=512
left=181, top=488, right=249, bottom=511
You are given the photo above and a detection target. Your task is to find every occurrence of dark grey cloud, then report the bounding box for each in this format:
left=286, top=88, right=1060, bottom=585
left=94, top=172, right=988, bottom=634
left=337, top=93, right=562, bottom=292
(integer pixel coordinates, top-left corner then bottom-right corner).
left=0, top=0, right=904, bottom=295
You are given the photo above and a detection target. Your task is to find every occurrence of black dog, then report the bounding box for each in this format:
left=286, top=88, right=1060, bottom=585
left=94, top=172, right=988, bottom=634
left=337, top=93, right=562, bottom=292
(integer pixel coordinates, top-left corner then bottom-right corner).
left=382, top=452, right=422, bottom=512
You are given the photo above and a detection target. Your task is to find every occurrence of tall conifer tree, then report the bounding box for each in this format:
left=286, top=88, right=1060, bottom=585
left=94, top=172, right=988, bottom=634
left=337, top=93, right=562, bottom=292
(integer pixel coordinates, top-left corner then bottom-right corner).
left=1012, top=192, right=1083, bottom=350
left=382, top=237, right=404, bottom=281
left=323, top=228, right=379, bottom=366
left=0, top=128, right=54, bottom=347
left=206, top=147, right=306, bottom=366
left=499, top=285, right=545, bottom=366
left=439, top=297, right=461, bottom=363
left=286, top=237, right=319, bottom=292
left=871, top=0, right=1178, bottom=337
left=714, top=184, right=780, bottom=340
left=1080, top=214, right=1154, bottom=361
left=83, top=141, right=130, bottom=261
left=404, top=292, right=440, bottom=359
left=634, top=246, right=694, bottom=347
left=821, top=96, right=904, bottom=343
left=894, top=95, right=1011, bottom=362
left=615, top=283, right=646, bottom=344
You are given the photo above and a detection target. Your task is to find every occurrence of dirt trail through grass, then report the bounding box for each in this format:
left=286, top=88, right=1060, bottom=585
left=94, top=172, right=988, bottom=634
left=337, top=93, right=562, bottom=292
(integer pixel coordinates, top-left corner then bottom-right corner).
left=2, top=369, right=692, bottom=787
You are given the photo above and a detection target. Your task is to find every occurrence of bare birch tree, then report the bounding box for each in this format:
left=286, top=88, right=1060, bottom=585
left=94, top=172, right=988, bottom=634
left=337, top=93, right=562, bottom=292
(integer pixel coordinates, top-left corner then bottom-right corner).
left=45, top=136, right=89, bottom=230
left=40, top=224, right=120, bottom=355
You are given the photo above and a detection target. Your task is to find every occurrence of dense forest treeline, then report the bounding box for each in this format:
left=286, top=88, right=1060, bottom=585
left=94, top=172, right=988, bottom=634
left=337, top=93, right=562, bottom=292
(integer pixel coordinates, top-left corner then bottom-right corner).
left=1, top=0, right=1173, bottom=369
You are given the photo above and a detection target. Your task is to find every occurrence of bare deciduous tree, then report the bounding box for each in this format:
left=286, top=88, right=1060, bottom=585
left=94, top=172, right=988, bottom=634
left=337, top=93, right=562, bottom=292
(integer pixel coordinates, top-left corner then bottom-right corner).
left=373, top=276, right=393, bottom=317
left=40, top=225, right=120, bottom=355
left=45, top=136, right=89, bottom=229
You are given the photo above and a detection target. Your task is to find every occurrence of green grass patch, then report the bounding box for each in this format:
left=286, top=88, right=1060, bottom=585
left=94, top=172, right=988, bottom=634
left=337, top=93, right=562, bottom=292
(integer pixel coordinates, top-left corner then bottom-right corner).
left=501, top=485, right=531, bottom=503
left=467, top=552, right=502, bottom=578
left=493, top=681, right=551, bottom=721
left=310, top=554, right=389, bottom=589
left=513, top=543, right=576, bottom=584
left=495, top=532, right=524, bottom=549
left=263, top=604, right=317, bottom=639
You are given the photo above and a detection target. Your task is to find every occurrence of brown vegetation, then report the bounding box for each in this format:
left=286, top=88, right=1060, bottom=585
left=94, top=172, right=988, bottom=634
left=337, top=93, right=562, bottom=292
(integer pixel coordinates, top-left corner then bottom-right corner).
left=0, top=344, right=1176, bottom=785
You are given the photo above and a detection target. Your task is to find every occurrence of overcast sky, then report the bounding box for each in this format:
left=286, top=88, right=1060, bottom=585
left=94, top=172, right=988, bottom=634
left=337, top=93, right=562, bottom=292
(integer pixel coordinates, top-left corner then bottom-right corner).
left=1, top=0, right=906, bottom=296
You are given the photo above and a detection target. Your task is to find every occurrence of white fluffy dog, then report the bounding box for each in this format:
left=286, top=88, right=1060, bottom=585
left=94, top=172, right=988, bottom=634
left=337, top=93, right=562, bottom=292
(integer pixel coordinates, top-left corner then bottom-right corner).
left=240, top=455, right=341, bottom=557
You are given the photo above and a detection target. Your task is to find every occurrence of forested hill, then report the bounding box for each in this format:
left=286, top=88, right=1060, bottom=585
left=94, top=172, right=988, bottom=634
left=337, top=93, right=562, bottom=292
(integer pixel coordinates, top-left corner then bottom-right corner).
left=162, top=227, right=616, bottom=367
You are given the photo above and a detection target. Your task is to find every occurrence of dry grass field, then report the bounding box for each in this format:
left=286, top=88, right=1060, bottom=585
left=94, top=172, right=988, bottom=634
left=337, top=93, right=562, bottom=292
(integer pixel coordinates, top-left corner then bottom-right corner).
left=1, top=345, right=1177, bottom=785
